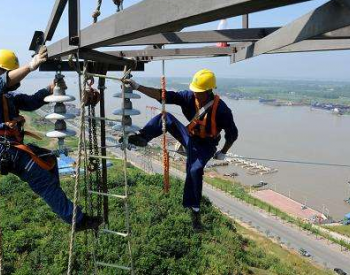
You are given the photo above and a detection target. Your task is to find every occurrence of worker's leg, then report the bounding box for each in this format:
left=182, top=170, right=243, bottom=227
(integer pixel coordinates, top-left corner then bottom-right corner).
left=10, top=148, right=84, bottom=224
left=183, top=142, right=216, bottom=209
left=140, top=113, right=190, bottom=147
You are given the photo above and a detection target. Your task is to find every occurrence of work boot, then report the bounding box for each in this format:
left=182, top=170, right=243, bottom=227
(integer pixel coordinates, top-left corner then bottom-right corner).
left=76, top=215, right=103, bottom=232
left=119, top=133, right=148, bottom=147
left=191, top=210, right=202, bottom=231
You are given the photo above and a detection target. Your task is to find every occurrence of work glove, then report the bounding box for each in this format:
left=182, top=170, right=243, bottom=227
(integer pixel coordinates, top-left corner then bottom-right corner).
left=29, top=46, right=48, bottom=71
left=123, top=79, right=140, bottom=90
left=5, top=115, right=26, bottom=129
left=213, top=150, right=226, bottom=161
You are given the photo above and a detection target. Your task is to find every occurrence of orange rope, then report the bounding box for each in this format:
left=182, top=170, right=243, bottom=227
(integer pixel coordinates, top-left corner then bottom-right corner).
left=161, top=75, right=170, bottom=193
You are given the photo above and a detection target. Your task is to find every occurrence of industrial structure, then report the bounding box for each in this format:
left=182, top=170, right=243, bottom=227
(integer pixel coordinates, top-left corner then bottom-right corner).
left=8, top=0, right=350, bottom=273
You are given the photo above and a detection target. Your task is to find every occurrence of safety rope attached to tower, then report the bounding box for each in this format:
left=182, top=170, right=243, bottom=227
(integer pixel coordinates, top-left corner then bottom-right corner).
left=67, top=58, right=89, bottom=275
left=161, top=59, right=170, bottom=193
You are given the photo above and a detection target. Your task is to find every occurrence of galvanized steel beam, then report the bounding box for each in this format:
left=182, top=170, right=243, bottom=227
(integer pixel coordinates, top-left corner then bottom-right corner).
left=270, top=39, right=350, bottom=53
left=47, top=0, right=311, bottom=58
left=39, top=60, right=145, bottom=72
left=109, top=28, right=279, bottom=47
left=79, top=50, right=137, bottom=68
left=108, top=26, right=350, bottom=47
left=106, top=46, right=237, bottom=61
left=232, top=0, right=350, bottom=63
left=45, top=0, right=68, bottom=42
left=68, top=0, right=80, bottom=46
left=242, top=14, right=249, bottom=28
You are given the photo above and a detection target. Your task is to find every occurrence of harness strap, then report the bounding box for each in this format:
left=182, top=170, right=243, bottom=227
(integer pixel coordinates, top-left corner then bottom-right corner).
left=12, top=143, right=56, bottom=171
left=187, top=95, right=220, bottom=138
left=210, top=95, right=220, bottom=137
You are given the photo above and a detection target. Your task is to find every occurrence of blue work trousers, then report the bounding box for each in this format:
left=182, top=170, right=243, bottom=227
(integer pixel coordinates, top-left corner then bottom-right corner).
left=141, top=113, right=216, bottom=209
left=0, top=144, right=84, bottom=224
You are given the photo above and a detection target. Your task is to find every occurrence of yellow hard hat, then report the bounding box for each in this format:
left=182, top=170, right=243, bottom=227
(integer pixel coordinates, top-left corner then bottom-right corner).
left=189, top=69, right=216, bottom=93
left=0, top=49, right=19, bottom=71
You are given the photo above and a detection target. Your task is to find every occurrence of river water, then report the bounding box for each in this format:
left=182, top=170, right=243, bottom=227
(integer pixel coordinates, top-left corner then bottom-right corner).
left=23, top=76, right=350, bottom=220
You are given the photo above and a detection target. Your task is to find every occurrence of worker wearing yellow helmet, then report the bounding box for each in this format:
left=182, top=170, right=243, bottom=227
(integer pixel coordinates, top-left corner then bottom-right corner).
left=122, top=69, right=238, bottom=230
left=0, top=48, right=101, bottom=231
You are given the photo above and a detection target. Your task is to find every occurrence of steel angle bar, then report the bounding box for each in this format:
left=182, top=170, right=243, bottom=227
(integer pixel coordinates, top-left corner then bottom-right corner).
left=88, top=155, right=121, bottom=160
left=39, top=60, right=145, bottom=72
left=233, top=0, right=350, bottom=63
left=108, top=25, right=350, bottom=48
left=151, top=55, right=229, bottom=61
left=68, top=0, right=80, bottom=46
left=242, top=14, right=249, bottom=29
left=319, top=25, right=350, bottom=39
left=106, top=46, right=237, bottom=60
left=269, top=39, right=350, bottom=53
left=85, top=72, right=125, bottom=82
left=47, top=0, right=310, bottom=58
left=79, top=50, right=137, bottom=68
left=45, top=0, right=68, bottom=42
left=109, top=28, right=279, bottom=47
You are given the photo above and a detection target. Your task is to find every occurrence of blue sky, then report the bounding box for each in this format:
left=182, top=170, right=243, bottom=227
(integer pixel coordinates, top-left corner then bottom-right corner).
left=0, top=0, right=349, bottom=81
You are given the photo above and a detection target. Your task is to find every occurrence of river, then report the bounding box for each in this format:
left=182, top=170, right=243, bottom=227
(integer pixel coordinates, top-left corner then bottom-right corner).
left=23, top=76, right=350, bottom=220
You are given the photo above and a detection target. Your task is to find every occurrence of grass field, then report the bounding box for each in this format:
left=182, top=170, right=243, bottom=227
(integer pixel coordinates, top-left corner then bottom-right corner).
left=324, top=225, right=350, bottom=238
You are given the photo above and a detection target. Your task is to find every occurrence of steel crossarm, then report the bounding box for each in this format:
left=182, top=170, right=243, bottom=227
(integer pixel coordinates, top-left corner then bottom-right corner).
left=269, top=38, right=350, bottom=53
left=46, top=0, right=311, bottom=58
left=108, top=26, right=350, bottom=47
left=106, top=46, right=237, bottom=60
left=232, top=0, right=350, bottom=63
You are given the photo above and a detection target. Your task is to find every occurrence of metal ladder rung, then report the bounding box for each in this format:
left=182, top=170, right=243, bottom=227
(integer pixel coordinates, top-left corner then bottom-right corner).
left=96, top=261, right=131, bottom=271
left=101, top=229, right=128, bottom=237
left=88, top=154, right=121, bottom=160
left=88, top=190, right=127, bottom=200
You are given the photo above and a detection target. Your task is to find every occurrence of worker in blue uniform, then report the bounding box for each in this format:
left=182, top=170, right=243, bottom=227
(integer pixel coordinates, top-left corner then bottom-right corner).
left=0, top=48, right=101, bottom=231
left=123, top=69, right=238, bottom=229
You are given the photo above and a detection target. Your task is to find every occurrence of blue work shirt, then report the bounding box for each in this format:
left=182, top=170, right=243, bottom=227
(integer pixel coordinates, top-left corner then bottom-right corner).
left=162, top=90, right=238, bottom=146
left=0, top=72, right=50, bottom=130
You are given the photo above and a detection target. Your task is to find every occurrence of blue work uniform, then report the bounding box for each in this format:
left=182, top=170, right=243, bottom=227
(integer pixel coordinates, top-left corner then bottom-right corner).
left=140, top=90, right=238, bottom=209
left=0, top=72, right=83, bottom=224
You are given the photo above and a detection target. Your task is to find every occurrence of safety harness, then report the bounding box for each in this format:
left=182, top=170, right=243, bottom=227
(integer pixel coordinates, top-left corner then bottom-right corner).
left=187, top=94, right=220, bottom=139
left=0, top=94, right=55, bottom=170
